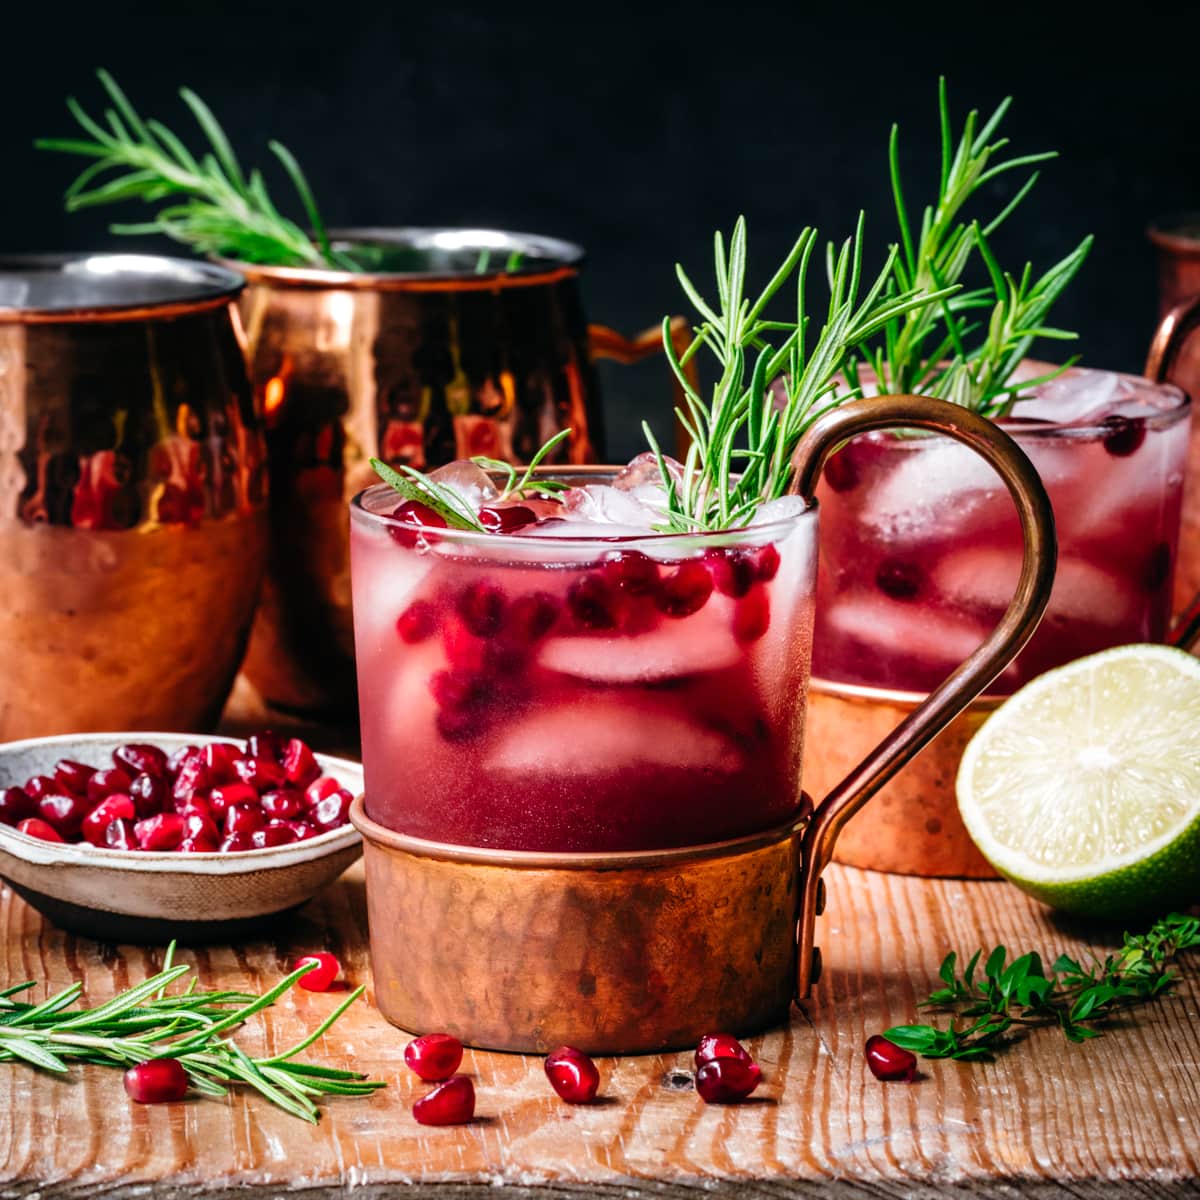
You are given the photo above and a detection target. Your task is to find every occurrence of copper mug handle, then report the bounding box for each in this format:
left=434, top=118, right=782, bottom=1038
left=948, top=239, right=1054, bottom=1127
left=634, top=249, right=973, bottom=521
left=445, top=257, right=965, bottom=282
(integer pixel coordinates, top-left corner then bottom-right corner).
left=788, top=394, right=1058, bottom=998
left=1144, top=294, right=1200, bottom=386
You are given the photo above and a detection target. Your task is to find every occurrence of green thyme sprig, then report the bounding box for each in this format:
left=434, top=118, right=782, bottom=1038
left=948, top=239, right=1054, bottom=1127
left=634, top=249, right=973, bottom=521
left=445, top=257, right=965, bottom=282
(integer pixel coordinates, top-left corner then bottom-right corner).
left=846, top=79, right=1092, bottom=416
left=37, top=70, right=354, bottom=270
left=885, top=913, right=1200, bottom=1062
left=648, top=214, right=958, bottom=531
left=0, top=944, right=383, bottom=1122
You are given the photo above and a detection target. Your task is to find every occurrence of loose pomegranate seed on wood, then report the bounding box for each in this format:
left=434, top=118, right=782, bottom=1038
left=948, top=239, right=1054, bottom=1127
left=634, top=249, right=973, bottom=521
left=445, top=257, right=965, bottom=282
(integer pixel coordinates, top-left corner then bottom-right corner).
left=124, top=1058, right=189, bottom=1103
left=695, top=1056, right=762, bottom=1103
left=865, top=1034, right=918, bottom=1082
left=413, top=1076, right=475, bottom=1126
left=294, top=952, right=341, bottom=992
left=694, top=1032, right=753, bottom=1070
left=404, top=1033, right=464, bottom=1082
left=544, top=1046, right=600, bottom=1104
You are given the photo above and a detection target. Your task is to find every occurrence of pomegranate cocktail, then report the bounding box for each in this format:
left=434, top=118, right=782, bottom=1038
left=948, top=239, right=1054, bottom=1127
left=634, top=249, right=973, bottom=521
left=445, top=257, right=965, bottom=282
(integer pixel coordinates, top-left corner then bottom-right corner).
left=351, top=460, right=816, bottom=852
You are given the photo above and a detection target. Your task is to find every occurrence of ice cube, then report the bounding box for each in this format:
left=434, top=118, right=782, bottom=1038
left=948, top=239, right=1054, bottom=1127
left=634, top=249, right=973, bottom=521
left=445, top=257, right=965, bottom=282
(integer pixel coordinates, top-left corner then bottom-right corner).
left=614, top=451, right=683, bottom=491
left=427, top=460, right=499, bottom=511
left=1010, top=366, right=1120, bottom=424
left=351, top=547, right=433, bottom=647
left=486, top=696, right=742, bottom=775
left=563, top=484, right=657, bottom=528
left=751, top=495, right=810, bottom=525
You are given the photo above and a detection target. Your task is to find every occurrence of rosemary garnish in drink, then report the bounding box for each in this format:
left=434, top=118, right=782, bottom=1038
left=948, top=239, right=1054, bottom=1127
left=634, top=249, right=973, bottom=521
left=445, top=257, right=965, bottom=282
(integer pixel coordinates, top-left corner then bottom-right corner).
left=0, top=943, right=383, bottom=1122
left=844, top=80, right=1093, bottom=417
left=885, top=912, right=1200, bottom=1061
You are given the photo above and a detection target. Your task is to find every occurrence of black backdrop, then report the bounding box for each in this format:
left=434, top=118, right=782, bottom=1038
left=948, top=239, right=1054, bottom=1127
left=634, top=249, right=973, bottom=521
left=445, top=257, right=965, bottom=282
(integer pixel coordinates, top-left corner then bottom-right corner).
left=3, top=0, right=1197, bottom=458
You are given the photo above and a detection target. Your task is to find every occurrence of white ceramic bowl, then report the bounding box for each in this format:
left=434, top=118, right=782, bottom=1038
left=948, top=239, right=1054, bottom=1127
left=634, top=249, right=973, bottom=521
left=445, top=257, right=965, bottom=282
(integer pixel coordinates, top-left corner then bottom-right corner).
left=0, top=732, right=362, bottom=943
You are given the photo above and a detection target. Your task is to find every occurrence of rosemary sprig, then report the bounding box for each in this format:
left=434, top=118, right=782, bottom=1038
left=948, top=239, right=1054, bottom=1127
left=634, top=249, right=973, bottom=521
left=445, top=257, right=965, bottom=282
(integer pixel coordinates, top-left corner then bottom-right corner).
left=847, top=79, right=1092, bottom=415
left=369, top=456, right=487, bottom=531
left=885, top=912, right=1200, bottom=1062
left=37, top=70, right=355, bottom=270
left=471, top=428, right=573, bottom=499
left=0, top=944, right=383, bottom=1122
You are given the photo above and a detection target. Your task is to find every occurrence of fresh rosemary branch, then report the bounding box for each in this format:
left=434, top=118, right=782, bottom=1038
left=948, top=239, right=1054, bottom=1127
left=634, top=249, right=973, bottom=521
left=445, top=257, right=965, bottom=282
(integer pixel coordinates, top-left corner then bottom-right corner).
left=369, top=457, right=488, bottom=531
left=37, top=70, right=354, bottom=270
left=0, top=944, right=383, bottom=1122
left=885, top=912, right=1200, bottom=1062
left=846, top=79, right=1092, bottom=416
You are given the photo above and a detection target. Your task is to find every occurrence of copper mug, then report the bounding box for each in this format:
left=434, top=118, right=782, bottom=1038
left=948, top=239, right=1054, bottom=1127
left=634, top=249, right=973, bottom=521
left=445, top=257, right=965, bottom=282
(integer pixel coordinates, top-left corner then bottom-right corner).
left=349, top=395, right=1056, bottom=1053
left=0, top=254, right=267, bottom=739
left=224, top=228, right=693, bottom=716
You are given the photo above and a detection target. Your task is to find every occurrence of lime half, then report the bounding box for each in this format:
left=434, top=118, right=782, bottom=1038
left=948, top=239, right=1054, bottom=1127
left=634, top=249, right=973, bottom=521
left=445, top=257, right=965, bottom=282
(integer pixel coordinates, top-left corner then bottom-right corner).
left=957, top=643, right=1200, bottom=920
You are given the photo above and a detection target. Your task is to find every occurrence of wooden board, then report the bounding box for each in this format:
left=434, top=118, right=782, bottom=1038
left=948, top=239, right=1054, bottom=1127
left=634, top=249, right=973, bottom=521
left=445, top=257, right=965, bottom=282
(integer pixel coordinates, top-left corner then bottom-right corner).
left=1, top=854, right=1197, bottom=1198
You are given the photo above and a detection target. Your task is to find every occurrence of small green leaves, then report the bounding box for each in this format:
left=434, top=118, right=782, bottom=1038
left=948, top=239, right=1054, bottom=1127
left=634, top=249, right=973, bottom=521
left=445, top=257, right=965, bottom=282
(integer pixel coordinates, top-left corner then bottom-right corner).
left=886, top=913, right=1199, bottom=1068
left=369, top=457, right=485, bottom=531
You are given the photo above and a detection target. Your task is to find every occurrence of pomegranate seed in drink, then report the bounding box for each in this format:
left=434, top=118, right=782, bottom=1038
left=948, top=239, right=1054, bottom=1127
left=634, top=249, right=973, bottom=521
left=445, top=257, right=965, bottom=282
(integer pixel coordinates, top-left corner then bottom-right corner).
left=305, top=776, right=342, bottom=807
left=224, top=804, right=265, bottom=837
left=568, top=573, right=621, bottom=629
left=733, top=589, right=770, bottom=643
left=135, top=813, right=185, bottom=852
left=17, top=817, right=64, bottom=843
left=233, top=756, right=288, bottom=792
left=875, top=559, right=923, bottom=601
left=704, top=549, right=756, bottom=598
left=248, top=731, right=285, bottom=763
left=38, top=793, right=91, bottom=838
left=0, top=786, right=35, bottom=826
left=113, top=743, right=169, bottom=779
left=1101, top=415, right=1145, bottom=457
left=282, top=739, right=320, bottom=788
left=750, top=543, right=780, bottom=582
left=294, top=951, right=340, bottom=991
left=413, top=1076, right=475, bottom=1126
left=128, top=773, right=167, bottom=818
left=219, top=832, right=252, bottom=852
left=864, top=1034, right=918, bottom=1082
left=251, top=825, right=296, bottom=848
left=209, top=782, right=258, bottom=815
left=24, top=775, right=58, bottom=801
left=124, top=1058, right=188, bottom=1103
left=82, top=795, right=136, bottom=846
left=656, top=560, right=713, bottom=618
left=310, top=791, right=353, bottom=831
left=823, top=448, right=859, bottom=493
left=396, top=600, right=438, bottom=644
left=54, top=759, right=96, bottom=795
left=388, top=499, right=448, bottom=547
left=694, top=1032, right=753, bottom=1070
left=165, top=745, right=199, bottom=778
left=544, top=1045, right=600, bottom=1104
left=261, top=789, right=304, bottom=819
left=105, top=819, right=139, bottom=850
left=457, top=581, right=506, bottom=638
left=603, top=549, right=659, bottom=595
left=504, top=592, right=559, bottom=645
left=695, top=1056, right=762, bottom=1103
left=404, top=1033, right=464, bottom=1081
left=478, top=504, right=536, bottom=533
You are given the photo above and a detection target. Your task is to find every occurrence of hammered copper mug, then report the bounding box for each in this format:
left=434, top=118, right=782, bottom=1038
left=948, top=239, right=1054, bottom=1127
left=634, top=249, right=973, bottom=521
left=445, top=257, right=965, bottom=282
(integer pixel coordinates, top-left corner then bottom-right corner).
left=349, top=394, right=1056, bottom=1054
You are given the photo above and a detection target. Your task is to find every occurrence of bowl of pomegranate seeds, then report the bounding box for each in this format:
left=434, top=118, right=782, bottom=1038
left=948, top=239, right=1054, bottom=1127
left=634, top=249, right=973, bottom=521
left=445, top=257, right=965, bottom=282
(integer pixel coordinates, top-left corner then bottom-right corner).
left=0, top=731, right=361, bottom=942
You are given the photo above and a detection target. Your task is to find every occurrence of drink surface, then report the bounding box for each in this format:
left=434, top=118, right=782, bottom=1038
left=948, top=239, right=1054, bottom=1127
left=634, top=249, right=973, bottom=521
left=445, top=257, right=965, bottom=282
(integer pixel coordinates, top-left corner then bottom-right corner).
left=351, top=461, right=817, bottom=852
left=813, top=368, right=1189, bottom=695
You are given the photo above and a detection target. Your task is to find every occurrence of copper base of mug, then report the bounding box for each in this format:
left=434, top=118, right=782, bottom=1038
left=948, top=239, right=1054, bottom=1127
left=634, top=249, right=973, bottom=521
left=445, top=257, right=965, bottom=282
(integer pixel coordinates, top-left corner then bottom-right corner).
left=350, top=796, right=806, bottom=1054
left=801, top=680, right=999, bottom=878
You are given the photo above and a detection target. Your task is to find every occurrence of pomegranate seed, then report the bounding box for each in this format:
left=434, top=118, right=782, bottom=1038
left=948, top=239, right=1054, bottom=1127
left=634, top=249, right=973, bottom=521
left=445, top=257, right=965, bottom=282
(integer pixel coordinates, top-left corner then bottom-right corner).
left=396, top=600, right=438, bottom=644
left=750, top=543, right=781, bottom=582
left=823, top=448, right=859, bottom=492
left=733, top=589, right=770, bottom=643
left=104, top=819, right=139, bottom=850
left=182, top=811, right=220, bottom=844
left=224, top=804, right=265, bottom=837
left=656, top=560, right=713, bottom=618
left=504, top=592, right=559, bottom=644
left=233, top=756, right=287, bottom=791
left=124, top=1058, right=188, bottom=1103
left=251, top=825, right=296, bottom=848
left=87, top=767, right=134, bottom=803
left=1101, top=415, right=1146, bottom=457
left=219, top=832, right=252, bottom=853
left=172, top=756, right=211, bottom=803
left=457, top=581, right=506, bottom=638
left=113, top=743, right=169, bottom=779
left=413, top=1076, right=475, bottom=1126
left=165, top=745, right=199, bottom=778
left=82, top=795, right=136, bottom=846
left=695, top=1056, right=762, bottom=1103
left=38, top=793, right=91, bottom=838
left=286, top=819, right=321, bottom=841
left=404, top=1033, right=464, bottom=1081
left=544, top=1045, right=600, bottom=1104
left=441, top=614, right=488, bottom=672
left=248, top=731, right=285, bottom=763
left=0, top=786, right=35, bottom=826
left=282, top=739, right=320, bottom=788
left=568, top=573, right=622, bottom=629
left=704, top=549, right=756, bottom=598
left=24, top=775, right=59, bottom=801
left=478, top=504, right=536, bottom=533
left=202, top=743, right=241, bottom=784
left=135, top=813, right=185, bottom=852
left=209, top=782, right=258, bottom=815
left=876, top=559, right=923, bottom=601
left=388, top=499, right=448, bottom=546
left=310, top=791, right=353, bottom=831
left=294, top=951, right=340, bottom=991
left=603, top=549, right=659, bottom=594
left=865, top=1034, right=918, bottom=1082
left=175, top=797, right=214, bottom=824
left=17, top=817, right=64, bottom=843
left=128, top=773, right=167, bottom=818
left=54, top=759, right=96, bottom=795
left=694, top=1033, right=754, bottom=1070
left=177, top=836, right=219, bottom=853
left=261, top=789, right=304, bottom=819
left=430, top=668, right=487, bottom=712
left=305, top=776, right=342, bottom=808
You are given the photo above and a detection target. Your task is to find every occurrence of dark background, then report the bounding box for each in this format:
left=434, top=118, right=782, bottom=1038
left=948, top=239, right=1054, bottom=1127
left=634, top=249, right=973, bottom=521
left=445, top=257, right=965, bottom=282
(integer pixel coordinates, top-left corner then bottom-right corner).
left=3, top=0, right=1196, bottom=458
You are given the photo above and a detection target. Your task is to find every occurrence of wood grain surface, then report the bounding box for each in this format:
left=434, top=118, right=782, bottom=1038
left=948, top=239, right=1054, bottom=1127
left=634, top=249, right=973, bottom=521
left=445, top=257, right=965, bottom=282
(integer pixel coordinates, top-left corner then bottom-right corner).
left=1, top=850, right=1197, bottom=1199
